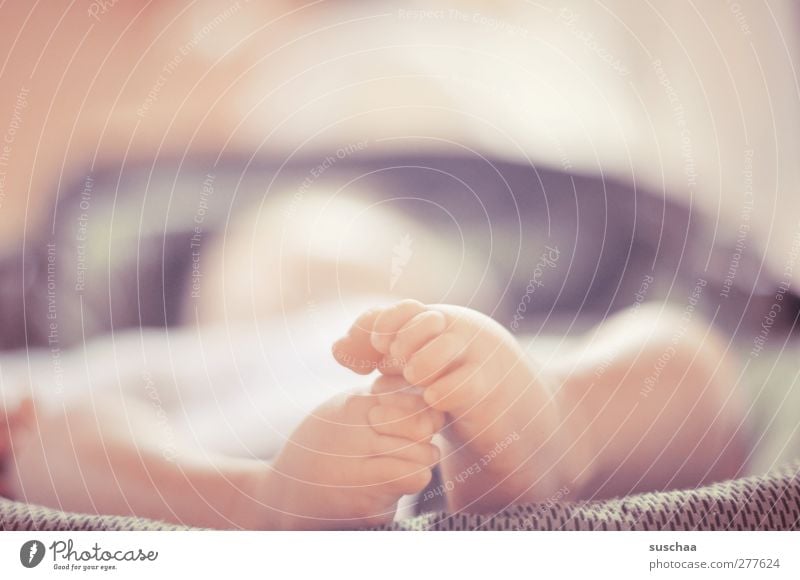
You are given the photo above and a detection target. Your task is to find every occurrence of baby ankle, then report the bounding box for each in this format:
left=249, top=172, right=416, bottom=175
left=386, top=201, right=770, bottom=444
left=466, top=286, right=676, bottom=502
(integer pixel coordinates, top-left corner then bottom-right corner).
left=228, top=464, right=290, bottom=530
left=551, top=376, right=603, bottom=500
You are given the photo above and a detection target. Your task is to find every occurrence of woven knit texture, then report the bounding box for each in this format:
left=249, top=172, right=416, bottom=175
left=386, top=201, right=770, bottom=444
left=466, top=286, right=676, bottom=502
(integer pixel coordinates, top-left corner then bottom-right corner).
left=2, top=463, right=797, bottom=531
left=383, top=462, right=800, bottom=531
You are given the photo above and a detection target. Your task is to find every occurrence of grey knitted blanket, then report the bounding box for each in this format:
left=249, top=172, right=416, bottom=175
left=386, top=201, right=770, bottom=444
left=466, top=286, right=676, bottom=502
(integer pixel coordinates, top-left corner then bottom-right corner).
left=2, top=462, right=797, bottom=531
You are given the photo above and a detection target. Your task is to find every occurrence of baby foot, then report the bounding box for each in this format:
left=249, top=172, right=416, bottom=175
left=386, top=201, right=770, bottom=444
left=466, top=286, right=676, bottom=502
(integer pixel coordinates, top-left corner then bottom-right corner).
left=267, top=387, right=443, bottom=529
left=333, top=300, right=585, bottom=513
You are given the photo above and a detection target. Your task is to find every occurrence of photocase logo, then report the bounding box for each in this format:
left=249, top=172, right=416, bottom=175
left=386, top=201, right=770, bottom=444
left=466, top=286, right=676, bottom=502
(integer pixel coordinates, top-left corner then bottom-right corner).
left=20, top=540, right=46, bottom=568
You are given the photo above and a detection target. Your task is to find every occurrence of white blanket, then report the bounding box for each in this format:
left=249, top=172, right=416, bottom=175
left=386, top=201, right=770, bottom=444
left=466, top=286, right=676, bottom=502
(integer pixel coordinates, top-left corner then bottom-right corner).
left=0, top=301, right=374, bottom=461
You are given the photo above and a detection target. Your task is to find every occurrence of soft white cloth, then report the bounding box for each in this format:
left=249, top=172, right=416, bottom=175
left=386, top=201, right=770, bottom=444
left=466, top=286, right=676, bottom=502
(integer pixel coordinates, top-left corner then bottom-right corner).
left=0, top=300, right=374, bottom=461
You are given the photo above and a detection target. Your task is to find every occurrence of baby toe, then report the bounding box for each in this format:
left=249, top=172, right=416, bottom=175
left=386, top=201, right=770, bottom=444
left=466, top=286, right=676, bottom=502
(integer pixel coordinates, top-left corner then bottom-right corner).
left=339, top=393, right=379, bottom=426
left=370, top=374, right=412, bottom=396
left=403, top=332, right=467, bottom=386
left=370, top=434, right=441, bottom=466
left=423, top=363, right=485, bottom=411
left=332, top=307, right=386, bottom=375
left=370, top=300, right=427, bottom=354
left=364, top=457, right=434, bottom=495
left=373, top=389, right=426, bottom=411
left=368, top=404, right=442, bottom=442
left=389, top=310, right=447, bottom=362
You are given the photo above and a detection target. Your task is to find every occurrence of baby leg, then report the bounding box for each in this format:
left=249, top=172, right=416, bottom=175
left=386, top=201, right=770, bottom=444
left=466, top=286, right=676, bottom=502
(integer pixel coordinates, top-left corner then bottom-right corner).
left=554, top=302, right=748, bottom=498
left=4, top=384, right=443, bottom=530
left=4, top=393, right=272, bottom=529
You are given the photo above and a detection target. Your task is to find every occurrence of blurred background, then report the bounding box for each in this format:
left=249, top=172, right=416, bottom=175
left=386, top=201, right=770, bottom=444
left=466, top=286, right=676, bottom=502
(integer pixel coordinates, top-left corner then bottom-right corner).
left=1, top=0, right=800, bottom=499
left=0, top=0, right=798, bottom=282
